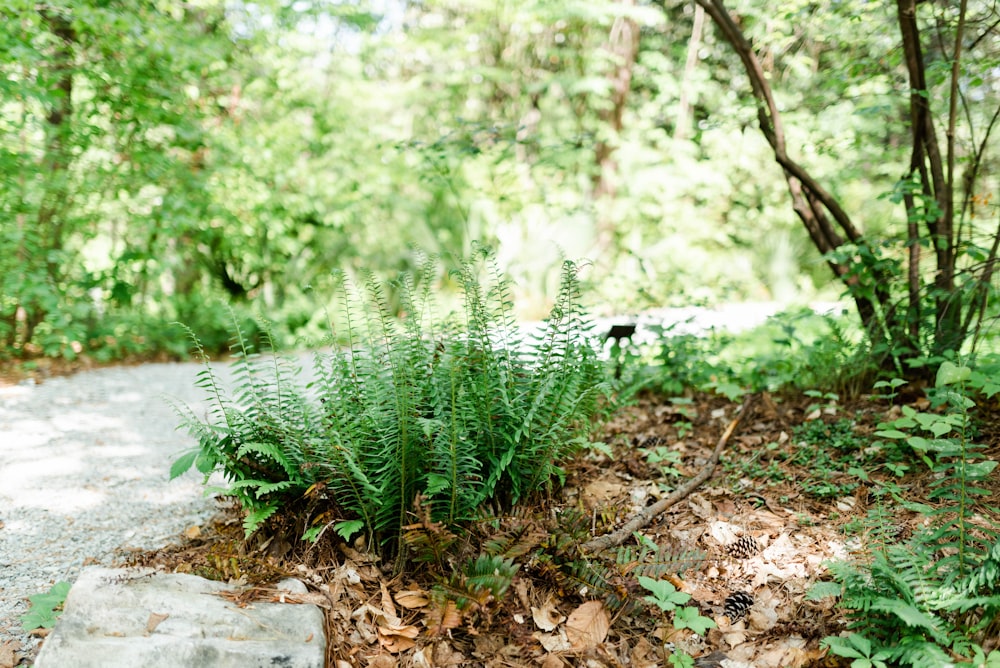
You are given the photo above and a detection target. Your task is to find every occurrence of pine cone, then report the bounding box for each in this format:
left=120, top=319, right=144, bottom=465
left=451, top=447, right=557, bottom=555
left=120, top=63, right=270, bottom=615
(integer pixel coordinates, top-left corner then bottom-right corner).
left=724, top=591, right=754, bottom=622
left=725, top=535, right=760, bottom=559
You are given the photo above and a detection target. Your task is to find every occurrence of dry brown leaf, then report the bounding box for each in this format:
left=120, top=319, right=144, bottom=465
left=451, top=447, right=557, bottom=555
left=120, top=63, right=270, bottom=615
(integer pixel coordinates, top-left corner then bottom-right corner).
left=540, top=654, right=566, bottom=668
left=532, top=629, right=572, bottom=653
left=378, top=633, right=417, bottom=653
left=432, top=640, right=465, bottom=665
left=412, top=646, right=433, bottom=668
left=376, top=617, right=419, bottom=654
left=367, top=655, right=396, bottom=668
left=754, top=639, right=824, bottom=668
left=531, top=598, right=565, bottom=632
left=145, top=612, right=169, bottom=634
left=564, top=600, right=610, bottom=650
left=379, top=581, right=397, bottom=619
left=425, top=599, right=462, bottom=636
left=281, top=591, right=332, bottom=608
left=183, top=525, right=201, bottom=540
left=395, top=589, right=430, bottom=609
left=629, top=636, right=661, bottom=668
left=582, top=476, right=626, bottom=504
left=0, top=640, right=22, bottom=668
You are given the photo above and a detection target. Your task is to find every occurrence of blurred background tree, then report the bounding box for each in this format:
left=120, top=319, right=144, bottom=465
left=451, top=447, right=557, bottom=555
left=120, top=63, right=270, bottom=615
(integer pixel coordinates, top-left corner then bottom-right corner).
left=2, top=0, right=998, bottom=373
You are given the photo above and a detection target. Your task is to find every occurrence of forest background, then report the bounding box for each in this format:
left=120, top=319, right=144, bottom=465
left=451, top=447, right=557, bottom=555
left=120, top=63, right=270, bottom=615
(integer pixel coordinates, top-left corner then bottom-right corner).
left=2, top=0, right=1000, bottom=372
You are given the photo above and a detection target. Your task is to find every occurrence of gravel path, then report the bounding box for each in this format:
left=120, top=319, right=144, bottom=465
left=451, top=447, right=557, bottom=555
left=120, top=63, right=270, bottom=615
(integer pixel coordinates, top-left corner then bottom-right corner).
left=0, top=361, right=236, bottom=659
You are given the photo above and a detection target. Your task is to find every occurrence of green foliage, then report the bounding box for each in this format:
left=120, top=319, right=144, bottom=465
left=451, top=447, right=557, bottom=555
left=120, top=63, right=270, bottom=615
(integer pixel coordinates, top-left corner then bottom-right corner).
left=819, top=364, right=1000, bottom=666
left=20, top=581, right=71, bottom=631
left=172, top=250, right=609, bottom=556
left=638, top=575, right=716, bottom=635
left=621, top=308, right=882, bottom=399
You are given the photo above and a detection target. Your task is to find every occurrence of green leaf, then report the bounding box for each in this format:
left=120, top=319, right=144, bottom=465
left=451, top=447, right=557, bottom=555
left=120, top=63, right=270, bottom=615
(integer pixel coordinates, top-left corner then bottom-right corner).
left=806, top=581, right=842, bottom=600
left=169, top=449, right=199, bottom=479
left=195, top=451, right=216, bottom=475
left=874, top=429, right=908, bottom=439
left=936, top=361, right=970, bottom=387
left=425, top=473, right=451, bottom=495
left=638, top=576, right=690, bottom=610
left=334, top=520, right=365, bottom=542
left=673, top=605, right=716, bottom=635
left=21, top=581, right=72, bottom=631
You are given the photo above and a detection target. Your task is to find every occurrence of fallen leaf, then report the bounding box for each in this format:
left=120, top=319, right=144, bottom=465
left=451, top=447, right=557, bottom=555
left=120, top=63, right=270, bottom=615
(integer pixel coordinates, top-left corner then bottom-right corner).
left=413, top=647, right=433, bottom=668
left=379, top=582, right=397, bottom=619
left=629, top=636, right=661, bottom=668
left=755, top=639, right=824, bottom=668
left=531, top=599, right=565, bottom=632
left=0, top=640, right=22, bottom=668
left=709, top=521, right=741, bottom=545
left=432, top=640, right=465, bottom=665
left=145, top=612, right=169, bottom=634
left=183, top=525, right=201, bottom=540
left=395, top=589, right=430, bottom=609
left=540, top=653, right=566, bottom=668
left=376, top=618, right=419, bottom=653
left=564, top=600, right=610, bottom=650
left=425, top=599, right=462, bottom=636
left=280, top=591, right=331, bottom=608
left=532, top=629, right=572, bottom=652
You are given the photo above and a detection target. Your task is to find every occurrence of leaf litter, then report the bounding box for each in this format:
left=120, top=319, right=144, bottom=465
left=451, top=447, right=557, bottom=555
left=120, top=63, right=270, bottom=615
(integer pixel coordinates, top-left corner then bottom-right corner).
left=118, top=390, right=1000, bottom=667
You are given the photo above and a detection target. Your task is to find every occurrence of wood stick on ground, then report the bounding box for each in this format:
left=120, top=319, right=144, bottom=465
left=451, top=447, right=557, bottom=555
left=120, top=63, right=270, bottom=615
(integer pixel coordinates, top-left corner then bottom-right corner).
left=581, top=393, right=756, bottom=555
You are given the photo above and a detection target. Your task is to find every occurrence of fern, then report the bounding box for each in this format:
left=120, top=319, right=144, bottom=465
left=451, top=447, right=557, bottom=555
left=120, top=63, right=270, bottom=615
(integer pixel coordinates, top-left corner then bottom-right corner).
left=171, top=249, right=610, bottom=562
left=821, top=362, right=1000, bottom=666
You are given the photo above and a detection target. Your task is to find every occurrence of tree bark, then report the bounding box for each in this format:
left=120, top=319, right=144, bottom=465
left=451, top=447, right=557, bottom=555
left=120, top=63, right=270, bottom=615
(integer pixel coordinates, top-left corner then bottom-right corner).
left=896, top=0, right=965, bottom=354
left=591, top=0, right=641, bottom=252
left=675, top=4, right=705, bottom=141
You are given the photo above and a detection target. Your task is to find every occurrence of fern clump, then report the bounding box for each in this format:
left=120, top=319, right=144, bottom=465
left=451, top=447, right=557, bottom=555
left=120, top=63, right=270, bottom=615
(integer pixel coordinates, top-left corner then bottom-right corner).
left=171, top=249, right=610, bottom=559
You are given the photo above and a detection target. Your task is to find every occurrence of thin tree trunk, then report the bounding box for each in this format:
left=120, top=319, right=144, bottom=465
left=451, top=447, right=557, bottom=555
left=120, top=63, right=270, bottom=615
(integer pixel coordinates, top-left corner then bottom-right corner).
left=591, top=0, right=641, bottom=252
left=896, top=0, right=964, bottom=354
left=20, top=9, right=77, bottom=349
left=675, top=4, right=705, bottom=141
left=693, top=0, right=894, bottom=339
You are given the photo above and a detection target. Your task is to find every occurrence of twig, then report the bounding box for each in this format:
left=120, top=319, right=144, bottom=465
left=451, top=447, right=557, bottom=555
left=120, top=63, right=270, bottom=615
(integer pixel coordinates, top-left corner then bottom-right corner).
left=581, top=393, right=756, bottom=555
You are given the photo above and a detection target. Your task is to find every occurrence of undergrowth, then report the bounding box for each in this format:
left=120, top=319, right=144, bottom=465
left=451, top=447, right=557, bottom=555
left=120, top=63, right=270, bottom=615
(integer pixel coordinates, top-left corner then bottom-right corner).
left=814, top=361, right=1000, bottom=667
left=170, top=249, right=610, bottom=561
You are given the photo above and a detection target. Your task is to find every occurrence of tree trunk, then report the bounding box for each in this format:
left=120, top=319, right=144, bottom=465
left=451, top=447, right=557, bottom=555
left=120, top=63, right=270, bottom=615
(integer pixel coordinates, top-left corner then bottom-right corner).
left=693, top=0, right=898, bottom=342
left=591, top=0, right=641, bottom=252
left=675, top=4, right=705, bottom=141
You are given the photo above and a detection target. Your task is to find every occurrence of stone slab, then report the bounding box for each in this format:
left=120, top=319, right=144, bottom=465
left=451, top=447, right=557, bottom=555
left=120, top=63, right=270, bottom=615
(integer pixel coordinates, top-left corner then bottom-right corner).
left=34, top=567, right=325, bottom=668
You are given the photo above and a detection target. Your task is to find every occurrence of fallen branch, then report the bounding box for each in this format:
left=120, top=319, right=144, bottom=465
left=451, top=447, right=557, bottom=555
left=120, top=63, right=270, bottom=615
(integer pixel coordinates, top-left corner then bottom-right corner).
left=581, top=393, right=756, bottom=555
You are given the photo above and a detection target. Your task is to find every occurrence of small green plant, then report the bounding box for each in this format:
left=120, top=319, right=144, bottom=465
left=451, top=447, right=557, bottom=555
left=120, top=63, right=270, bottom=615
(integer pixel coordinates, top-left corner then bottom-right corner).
left=643, top=445, right=683, bottom=479
left=821, top=632, right=892, bottom=668
left=638, top=575, right=716, bottom=635
left=804, top=389, right=839, bottom=416
left=817, top=360, right=1000, bottom=667
left=171, top=249, right=610, bottom=560
left=21, top=581, right=71, bottom=631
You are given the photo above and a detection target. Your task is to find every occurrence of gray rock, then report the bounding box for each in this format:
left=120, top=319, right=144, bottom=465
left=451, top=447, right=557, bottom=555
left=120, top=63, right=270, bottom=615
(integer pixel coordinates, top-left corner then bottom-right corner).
left=34, top=567, right=325, bottom=668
